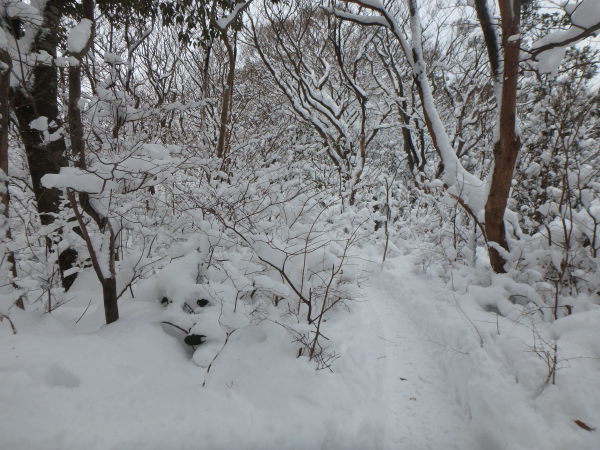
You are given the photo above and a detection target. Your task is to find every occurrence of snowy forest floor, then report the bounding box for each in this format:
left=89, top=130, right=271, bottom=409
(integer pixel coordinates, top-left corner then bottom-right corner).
left=1, top=247, right=599, bottom=450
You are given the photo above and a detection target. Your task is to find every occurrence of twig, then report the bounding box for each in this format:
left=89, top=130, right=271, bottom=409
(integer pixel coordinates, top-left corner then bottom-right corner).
left=450, top=269, right=484, bottom=347
left=161, top=321, right=190, bottom=334
left=202, top=329, right=236, bottom=388
left=0, top=314, right=17, bottom=334
left=74, top=297, right=94, bottom=324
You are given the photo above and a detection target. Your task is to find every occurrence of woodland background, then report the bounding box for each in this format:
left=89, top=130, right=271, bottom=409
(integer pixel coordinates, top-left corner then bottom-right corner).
left=0, top=0, right=599, bottom=448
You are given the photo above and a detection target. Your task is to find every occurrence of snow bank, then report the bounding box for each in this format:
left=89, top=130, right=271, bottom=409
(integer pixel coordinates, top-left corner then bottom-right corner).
left=374, top=254, right=600, bottom=450
left=0, top=261, right=403, bottom=449
left=1, top=240, right=597, bottom=449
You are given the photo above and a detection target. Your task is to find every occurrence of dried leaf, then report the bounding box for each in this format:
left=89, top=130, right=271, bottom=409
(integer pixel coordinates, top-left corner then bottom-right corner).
left=574, top=419, right=596, bottom=431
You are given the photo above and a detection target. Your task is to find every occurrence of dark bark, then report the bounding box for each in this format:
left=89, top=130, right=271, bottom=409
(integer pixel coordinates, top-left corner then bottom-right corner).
left=66, top=0, right=118, bottom=324
left=216, top=31, right=236, bottom=161
left=405, top=2, right=446, bottom=175
left=1, top=47, right=11, bottom=236
left=484, top=0, right=522, bottom=273
left=398, top=86, right=419, bottom=173
left=67, top=2, right=106, bottom=232
left=68, top=189, right=119, bottom=325
left=9, top=0, right=78, bottom=289
left=375, top=43, right=420, bottom=172
left=102, top=277, right=119, bottom=324
left=331, top=23, right=367, bottom=206
left=1, top=46, right=22, bottom=308
left=474, top=0, right=501, bottom=84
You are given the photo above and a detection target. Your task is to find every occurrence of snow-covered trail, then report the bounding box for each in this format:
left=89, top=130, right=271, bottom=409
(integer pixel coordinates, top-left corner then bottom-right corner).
left=3, top=252, right=598, bottom=449
left=328, top=257, right=474, bottom=450
left=0, top=254, right=479, bottom=450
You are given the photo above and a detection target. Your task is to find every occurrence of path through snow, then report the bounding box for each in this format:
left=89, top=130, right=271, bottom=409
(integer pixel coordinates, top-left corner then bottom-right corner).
left=0, top=255, right=479, bottom=450
left=328, top=257, right=473, bottom=450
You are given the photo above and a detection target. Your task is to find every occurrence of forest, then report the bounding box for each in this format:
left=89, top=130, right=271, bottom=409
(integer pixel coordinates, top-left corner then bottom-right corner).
left=0, top=0, right=599, bottom=448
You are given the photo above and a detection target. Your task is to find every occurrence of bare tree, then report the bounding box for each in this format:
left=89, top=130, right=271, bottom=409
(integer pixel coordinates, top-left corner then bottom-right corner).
left=248, top=1, right=391, bottom=205
left=327, top=0, right=599, bottom=273
left=212, top=0, right=255, bottom=163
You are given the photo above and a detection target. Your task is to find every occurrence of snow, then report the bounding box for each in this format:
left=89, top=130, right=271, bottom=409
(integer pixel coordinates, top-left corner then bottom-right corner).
left=1, top=1, right=599, bottom=447
left=41, top=167, right=110, bottom=194
left=329, top=0, right=487, bottom=214
left=54, top=56, right=70, bottom=67
left=531, top=0, right=600, bottom=74
left=0, top=251, right=467, bottom=449
left=29, top=116, right=48, bottom=131
left=324, top=8, right=390, bottom=29
left=407, top=7, right=486, bottom=214
left=67, top=19, right=93, bottom=55
left=565, top=0, right=600, bottom=30
left=0, top=28, right=8, bottom=52
left=2, top=245, right=598, bottom=449
left=355, top=0, right=383, bottom=8
left=216, top=1, right=250, bottom=30
left=534, top=46, right=568, bottom=75
left=5, top=1, right=43, bottom=26
left=104, top=52, right=125, bottom=65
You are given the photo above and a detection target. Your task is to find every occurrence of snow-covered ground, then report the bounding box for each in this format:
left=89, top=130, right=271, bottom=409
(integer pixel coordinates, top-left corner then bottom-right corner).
left=1, top=249, right=598, bottom=449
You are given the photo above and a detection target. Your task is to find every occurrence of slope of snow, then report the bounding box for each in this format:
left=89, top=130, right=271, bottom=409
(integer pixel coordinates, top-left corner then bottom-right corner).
left=374, top=254, right=600, bottom=450
left=1, top=248, right=598, bottom=449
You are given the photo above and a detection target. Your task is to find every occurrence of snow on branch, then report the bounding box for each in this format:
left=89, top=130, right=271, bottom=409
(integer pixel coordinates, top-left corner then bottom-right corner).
left=322, top=7, right=389, bottom=28
left=530, top=0, right=600, bottom=74
left=215, top=0, right=254, bottom=30
left=41, top=167, right=111, bottom=194
left=327, top=0, right=485, bottom=214
left=67, top=19, right=93, bottom=56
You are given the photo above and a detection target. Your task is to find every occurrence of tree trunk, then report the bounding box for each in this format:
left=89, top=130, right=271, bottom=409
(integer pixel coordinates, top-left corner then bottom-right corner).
left=68, top=189, right=120, bottom=326
left=1, top=45, right=22, bottom=308
left=216, top=31, right=236, bottom=161
left=10, top=0, right=78, bottom=288
left=484, top=0, right=522, bottom=273
left=102, top=277, right=119, bottom=324
left=1, top=46, right=11, bottom=240
left=66, top=1, right=118, bottom=325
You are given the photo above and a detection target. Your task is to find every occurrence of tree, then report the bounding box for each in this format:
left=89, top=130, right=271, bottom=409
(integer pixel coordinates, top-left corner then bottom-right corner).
left=1, top=13, right=19, bottom=304
left=327, top=0, right=600, bottom=273
left=8, top=0, right=80, bottom=288
left=249, top=1, right=392, bottom=205
left=1, top=18, right=10, bottom=240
